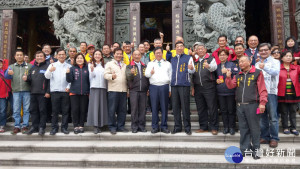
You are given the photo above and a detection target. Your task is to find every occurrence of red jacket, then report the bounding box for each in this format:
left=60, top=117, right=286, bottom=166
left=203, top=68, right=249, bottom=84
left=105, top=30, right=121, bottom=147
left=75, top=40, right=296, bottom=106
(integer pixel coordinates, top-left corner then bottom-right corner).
left=212, top=46, right=236, bottom=65
left=278, top=64, right=300, bottom=97
left=0, top=59, right=11, bottom=98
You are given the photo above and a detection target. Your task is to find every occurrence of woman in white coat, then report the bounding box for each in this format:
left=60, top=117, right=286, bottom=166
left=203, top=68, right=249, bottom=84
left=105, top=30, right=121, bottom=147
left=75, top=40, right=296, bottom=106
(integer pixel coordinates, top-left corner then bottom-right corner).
left=87, top=49, right=108, bottom=134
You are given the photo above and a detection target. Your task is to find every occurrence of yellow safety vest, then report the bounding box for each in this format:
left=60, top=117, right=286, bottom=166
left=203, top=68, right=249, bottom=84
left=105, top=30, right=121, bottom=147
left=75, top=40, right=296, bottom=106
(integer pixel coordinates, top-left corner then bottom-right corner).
left=171, top=48, right=189, bottom=57
left=123, top=52, right=132, bottom=65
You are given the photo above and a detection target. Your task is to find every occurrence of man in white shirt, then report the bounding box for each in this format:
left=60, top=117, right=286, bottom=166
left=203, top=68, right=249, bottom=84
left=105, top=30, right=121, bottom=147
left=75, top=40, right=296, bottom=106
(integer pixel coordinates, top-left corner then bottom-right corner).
left=45, top=48, right=72, bottom=135
left=145, top=47, right=172, bottom=134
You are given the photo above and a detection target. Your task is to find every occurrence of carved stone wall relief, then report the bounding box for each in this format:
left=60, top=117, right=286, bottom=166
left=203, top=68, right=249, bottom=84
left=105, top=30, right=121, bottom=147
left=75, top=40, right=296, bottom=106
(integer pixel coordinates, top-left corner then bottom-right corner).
left=184, top=0, right=246, bottom=52
left=114, top=4, right=130, bottom=43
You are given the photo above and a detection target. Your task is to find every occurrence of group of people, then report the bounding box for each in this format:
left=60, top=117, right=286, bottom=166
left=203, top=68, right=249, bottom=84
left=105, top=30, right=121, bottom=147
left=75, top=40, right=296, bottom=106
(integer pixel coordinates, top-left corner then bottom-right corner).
left=0, top=32, right=300, bottom=160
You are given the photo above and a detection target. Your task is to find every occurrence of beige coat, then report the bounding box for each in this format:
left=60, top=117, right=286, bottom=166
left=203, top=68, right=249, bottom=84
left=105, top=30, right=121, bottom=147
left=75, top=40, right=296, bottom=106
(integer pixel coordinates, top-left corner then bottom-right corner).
left=104, top=59, right=127, bottom=92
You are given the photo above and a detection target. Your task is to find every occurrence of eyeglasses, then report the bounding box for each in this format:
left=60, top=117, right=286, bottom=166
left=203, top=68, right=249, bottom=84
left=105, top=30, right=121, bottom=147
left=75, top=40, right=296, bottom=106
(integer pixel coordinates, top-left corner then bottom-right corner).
left=259, top=49, right=269, bottom=52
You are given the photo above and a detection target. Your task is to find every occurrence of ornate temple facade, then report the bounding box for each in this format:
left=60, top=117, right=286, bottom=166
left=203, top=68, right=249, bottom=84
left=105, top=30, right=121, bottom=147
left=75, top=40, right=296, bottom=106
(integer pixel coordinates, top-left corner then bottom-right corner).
left=0, top=0, right=299, bottom=62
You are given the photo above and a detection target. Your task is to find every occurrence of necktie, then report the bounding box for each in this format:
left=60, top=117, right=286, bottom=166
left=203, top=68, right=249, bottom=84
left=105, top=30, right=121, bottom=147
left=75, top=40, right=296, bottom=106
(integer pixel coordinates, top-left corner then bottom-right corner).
left=158, top=61, right=161, bottom=67
left=118, top=62, right=121, bottom=69
left=251, top=49, right=255, bottom=55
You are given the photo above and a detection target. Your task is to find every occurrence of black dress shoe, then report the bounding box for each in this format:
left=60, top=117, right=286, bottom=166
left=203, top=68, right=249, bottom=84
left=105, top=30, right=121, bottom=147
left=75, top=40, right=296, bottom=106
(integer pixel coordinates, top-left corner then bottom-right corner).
left=161, top=128, right=170, bottom=134
left=185, top=129, right=192, bottom=135
left=61, top=128, right=70, bottom=134
left=79, top=128, right=84, bottom=133
left=229, top=128, right=235, bottom=135
left=171, top=129, right=182, bottom=134
left=110, top=130, right=116, bottom=135
left=38, top=128, right=45, bottom=136
left=132, top=129, right=138, bottom=133
left=223, top=128, right=229, bottom=134
left=27, top=127, right=38, bottom=135
left=50, top=129, right=58, bottom=135
left=151, top=128, right=159, bottom=134
left=139, top=129, right=147, bottom=133
left=253, top=155, right=261, bottom=160
left=74, top=128, right=79, bottom=134
left=117, top=128, right=129, bottom=133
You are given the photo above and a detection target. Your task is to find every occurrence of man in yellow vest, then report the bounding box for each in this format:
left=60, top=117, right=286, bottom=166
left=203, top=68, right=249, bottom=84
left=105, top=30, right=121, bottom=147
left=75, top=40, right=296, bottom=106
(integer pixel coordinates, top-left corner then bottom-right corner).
left=169, top=36, right=189, bottom=59
left=123, top=41, right=134, bottom=65
left=149, top=38, right=171, bottom=61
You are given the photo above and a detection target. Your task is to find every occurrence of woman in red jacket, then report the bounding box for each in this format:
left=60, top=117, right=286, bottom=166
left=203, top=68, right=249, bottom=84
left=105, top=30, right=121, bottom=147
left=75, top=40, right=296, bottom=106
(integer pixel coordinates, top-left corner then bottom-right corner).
left=278, top=50, right=300, bottom=136
left=283, top=36, right=300, bottom=65
left=0, top=59, right=12, bottom=133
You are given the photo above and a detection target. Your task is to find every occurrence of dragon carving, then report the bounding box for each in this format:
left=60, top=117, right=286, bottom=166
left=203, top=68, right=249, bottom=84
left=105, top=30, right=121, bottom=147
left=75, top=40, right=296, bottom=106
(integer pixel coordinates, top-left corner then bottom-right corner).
left=186, top=0, right=246, bottom=51
left=48, top=0, right=106, bottom=49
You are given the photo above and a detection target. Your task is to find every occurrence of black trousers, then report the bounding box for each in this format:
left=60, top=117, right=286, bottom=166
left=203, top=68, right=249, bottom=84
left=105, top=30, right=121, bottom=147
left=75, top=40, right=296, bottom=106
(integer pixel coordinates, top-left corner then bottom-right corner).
left=70, top=95, right=89, bottom=128
left=172, top=86, right=191, bottom=131
left=51, top=92, right=70, bottom=130
left=237, top=103, right=261, bottom=155
left=279, top=102, right=297, bottom=130
left=218, top=95, right=236, bottom=129
left=194, top=84, right=219, bottom=130
left=29, top=94, right=47, bottom=129
left=130, top=91, right=147, bottom=130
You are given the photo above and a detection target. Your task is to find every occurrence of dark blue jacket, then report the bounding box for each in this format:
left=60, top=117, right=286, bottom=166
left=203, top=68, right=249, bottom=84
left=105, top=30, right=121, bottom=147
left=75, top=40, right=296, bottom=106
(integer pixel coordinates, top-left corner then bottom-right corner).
left=66, top=65, right=90, bottom=95
left=215, top=61, right=238, bottom=96
left=171, top=54, right=192, bottom=86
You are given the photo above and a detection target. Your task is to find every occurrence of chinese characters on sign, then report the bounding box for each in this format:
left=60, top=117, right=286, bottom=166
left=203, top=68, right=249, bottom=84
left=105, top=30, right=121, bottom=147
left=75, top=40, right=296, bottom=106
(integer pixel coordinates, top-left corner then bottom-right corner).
left=272, top=3, right=285, bottom=49
left=130, top=3, right=140, bottom=48
left=172, top=0, right=182, bottom=49
left=2, top=21, right=9, bottom=59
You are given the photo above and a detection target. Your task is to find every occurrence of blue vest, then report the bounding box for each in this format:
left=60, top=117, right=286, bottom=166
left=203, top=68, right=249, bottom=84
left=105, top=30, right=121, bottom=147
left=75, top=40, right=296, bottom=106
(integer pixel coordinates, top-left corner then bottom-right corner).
left=171, top=54, right=191, bottom=86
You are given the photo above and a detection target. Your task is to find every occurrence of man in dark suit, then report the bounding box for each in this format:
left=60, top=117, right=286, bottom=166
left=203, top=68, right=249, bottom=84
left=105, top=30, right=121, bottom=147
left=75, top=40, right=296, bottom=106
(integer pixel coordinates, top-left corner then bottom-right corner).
left=245, top=35, right=259, bottom=65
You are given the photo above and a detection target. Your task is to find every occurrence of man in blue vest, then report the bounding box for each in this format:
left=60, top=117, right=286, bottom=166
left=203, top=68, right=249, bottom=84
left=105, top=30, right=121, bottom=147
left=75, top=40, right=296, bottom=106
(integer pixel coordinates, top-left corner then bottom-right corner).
left=171, top=41, right=195, bottom=135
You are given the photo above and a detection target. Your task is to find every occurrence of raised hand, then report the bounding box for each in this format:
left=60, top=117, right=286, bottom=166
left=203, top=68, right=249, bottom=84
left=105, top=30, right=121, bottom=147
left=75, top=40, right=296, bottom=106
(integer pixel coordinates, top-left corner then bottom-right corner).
left=166, top=43, right=170, bottom=51
left=203, top=60, right=209, bottom=69
left=259, top=62, right=265, bottom=69
left=226, top=69, right=232, bottom=78
left=49, top=64, right=56, bottom=72
left=130, top=65, right=136, bottom=74
left=151, top=67, right=155, bottom=75
left=90, top=62, right=94, bottom=72
left=221, top=66, right=228, bottom=74
left=22, top=71, right=27, bottom=81
left=112, top=71, right=117, bottom=80
left=188, top=60, right=194, bottom=70
left=7, top=67, right=14, bottom=75
left=66, top=68, right=70, bottom=73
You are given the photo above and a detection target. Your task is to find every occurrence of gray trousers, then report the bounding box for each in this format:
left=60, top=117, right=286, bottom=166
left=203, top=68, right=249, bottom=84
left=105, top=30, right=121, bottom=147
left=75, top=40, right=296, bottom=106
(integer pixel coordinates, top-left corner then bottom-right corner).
left=236, top=103, right=261, bottom=154
left=130, top=91, right=147, bottom=130
left=172, top=86, right=191, bottom=131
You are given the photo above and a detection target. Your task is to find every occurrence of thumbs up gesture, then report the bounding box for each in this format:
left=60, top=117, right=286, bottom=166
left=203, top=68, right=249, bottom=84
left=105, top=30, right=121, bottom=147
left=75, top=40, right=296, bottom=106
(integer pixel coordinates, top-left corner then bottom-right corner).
left=7, top=67, right=14, bottom=75
left=50, top=57, right=54, bottom=64
left=151, top=67, right=155, bottom=75
left=49, top=64, right=56, bottom=72
left=203, top=60, right=209, bottom=69
left=259, top=62, right=265, bottom=69
left=22, top=72, right=27, bottom=81
left=90, top=63, right=94, bottom=72
left=226, top=69, right=232, bottom=78
left=221, top=66, right=228, bottom=74
left=112, top=71, right=117, bottom=80
left=166, top=43, right=170, bottom=51
left=188, top=60, right=194, bottom=70
left=66, top=68, right=70, bottom=73
left=130, top=65, right=136, bottom=74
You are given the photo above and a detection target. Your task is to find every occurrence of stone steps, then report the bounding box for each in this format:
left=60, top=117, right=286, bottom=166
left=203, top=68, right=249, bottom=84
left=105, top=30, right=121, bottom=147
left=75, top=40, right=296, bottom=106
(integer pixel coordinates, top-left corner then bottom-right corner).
left=0, top=132, right=298, bottom=142
left=0, top=152, right=299, bottom=168
left=0, top=140, right=299, bottom=155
